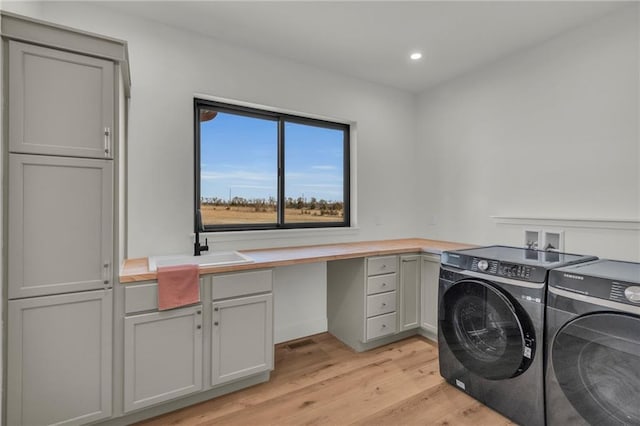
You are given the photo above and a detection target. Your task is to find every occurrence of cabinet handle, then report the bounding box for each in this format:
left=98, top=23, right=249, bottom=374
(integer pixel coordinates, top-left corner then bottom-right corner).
left=214, top=307, right=219, bottom=312
left=381, top=324, right=387, bottom=328
left=381, top=303, right=386, bottom=307
left=197, top=310, right=202, bottom=315
left=381, top=264, right=387, bottom=269
left=197, top=325, right=201, bottom=330
left=104, top=127, right=111, bottom=156
left=214, top=321, right=219, bottom=326
left=382, top=282, right=387, bottom=287
left=102, top=261, right=110, bottom=285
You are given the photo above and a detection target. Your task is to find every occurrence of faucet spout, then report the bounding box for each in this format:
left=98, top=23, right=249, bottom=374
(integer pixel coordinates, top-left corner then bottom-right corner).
left=194, top=209, right=209, bottom=256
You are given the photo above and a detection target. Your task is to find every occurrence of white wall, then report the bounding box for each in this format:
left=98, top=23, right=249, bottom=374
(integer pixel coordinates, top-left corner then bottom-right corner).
left=5, top=1, right=420, bottom=259
left=417, top=5, right=640, bottom=261
left=273, top=263, right=327, bottom=344
left=0, top=0, right=420, bottom=342
left=0, top=1, right=4, bottom=421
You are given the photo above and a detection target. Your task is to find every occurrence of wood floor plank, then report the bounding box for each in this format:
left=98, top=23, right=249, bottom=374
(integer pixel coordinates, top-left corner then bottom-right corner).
left=136, top=333, right=513, bottom=426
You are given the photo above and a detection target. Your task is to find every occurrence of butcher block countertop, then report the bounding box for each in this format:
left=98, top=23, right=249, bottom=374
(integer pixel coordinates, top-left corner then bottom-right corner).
left=119, top=238, right=474, bottom=283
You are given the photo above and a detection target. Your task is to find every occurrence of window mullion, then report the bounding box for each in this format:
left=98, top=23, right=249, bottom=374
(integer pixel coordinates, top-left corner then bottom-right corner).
left=277, top=118, right=285, bottom=226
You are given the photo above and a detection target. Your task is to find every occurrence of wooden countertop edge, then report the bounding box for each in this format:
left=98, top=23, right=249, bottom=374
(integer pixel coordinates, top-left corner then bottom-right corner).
left=119, top=238, right=475, bottom=283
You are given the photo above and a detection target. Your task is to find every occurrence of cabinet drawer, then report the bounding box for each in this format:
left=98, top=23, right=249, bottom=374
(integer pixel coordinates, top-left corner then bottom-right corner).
left=366, top=291, right=396, bottom=318
left=367, top=256, right=397, bottom=276
left=367, top=274, right=397, bottom=295
left=124, top=279, right=204, bottom=314
left=366, top=313, right=397, bottom=340
left=212, top=269, right=272, bottom=300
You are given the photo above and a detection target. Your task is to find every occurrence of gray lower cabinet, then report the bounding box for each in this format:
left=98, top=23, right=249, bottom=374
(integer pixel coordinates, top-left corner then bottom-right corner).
left=123, top=305, right=203, bottom=413
left=328, top=255, right=410, bottom=352
left=8, top=154, right=114, bottom=299
left=7, top=290, right=113, bottom=426
left=421, top=254, right=441, bottom=338
left=211, top=294, right=274, bottom=386
left=8, top=40, right=115, bottom=159
left=399, top=254, right=421, bottom=331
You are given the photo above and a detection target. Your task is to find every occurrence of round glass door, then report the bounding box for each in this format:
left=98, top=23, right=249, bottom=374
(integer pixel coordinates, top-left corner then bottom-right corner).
left=552, top=313, right=640, bottom=425
left=440, top=279, right=534, bottom=380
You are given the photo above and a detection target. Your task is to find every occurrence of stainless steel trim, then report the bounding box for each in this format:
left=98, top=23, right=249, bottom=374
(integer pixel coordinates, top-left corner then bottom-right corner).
left=456, top=269, right=545, bottom=289
left=549, top=286, right=640, bottom=315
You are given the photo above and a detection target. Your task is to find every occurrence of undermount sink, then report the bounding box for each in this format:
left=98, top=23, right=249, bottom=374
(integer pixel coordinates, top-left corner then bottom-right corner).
left=148, top=251, right=254, bottom=272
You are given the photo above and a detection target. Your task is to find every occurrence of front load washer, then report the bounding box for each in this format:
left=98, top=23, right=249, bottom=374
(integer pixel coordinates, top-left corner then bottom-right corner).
left=546, top=259, right=640, bottom=425
left=439, top=246, right=596, bottom=426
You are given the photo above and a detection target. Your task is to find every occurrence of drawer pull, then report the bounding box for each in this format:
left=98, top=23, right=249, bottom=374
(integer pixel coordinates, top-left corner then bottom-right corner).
left=214, top=307, right=219, bottom=312
left=382, top=282, right=387, bottom=287
left=381, top=264, right=387, bottom=269
left=214, top=321, right=219, bottom=326
left=381, top=303, right=386, bottom=307
left=197, top=325, right=201, bottom=330
left=381, top=324, right=386, bottom=328
left=197, top=310, right=202, bottom=315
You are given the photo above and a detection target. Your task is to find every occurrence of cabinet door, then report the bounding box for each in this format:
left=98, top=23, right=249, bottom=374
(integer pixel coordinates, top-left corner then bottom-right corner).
left=8, top=154, right=113, bottom=299
left=7, top=290, right=112, bottom=426
left=399, top=255, right=421, bottom=331
left=212, top=294, right=274, bottom=386
left=9, top=41, right=114, bottom=158
left=123, top=305, right=203, bottom=413
left=421, top=254, right=441, bottom=337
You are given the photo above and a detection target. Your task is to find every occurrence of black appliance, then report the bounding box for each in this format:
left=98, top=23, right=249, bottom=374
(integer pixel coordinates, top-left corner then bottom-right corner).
left=438, top=245, right=597, bottom=426
left=546, top=259, right=640, bottom=425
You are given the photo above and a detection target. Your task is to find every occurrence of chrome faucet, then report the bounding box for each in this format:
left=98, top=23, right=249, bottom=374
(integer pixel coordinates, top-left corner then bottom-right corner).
left=194, top=209, right=209, bottom=256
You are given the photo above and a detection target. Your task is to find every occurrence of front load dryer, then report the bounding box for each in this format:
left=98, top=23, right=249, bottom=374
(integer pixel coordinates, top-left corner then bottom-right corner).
left=546, top=259, right=640, bottom=425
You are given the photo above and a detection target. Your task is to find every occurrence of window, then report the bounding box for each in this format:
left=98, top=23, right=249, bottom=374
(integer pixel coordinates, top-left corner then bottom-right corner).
left=195, top=99, right=350, bottom=231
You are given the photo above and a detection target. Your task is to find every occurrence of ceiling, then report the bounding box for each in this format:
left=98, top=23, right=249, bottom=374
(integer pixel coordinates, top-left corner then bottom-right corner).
left=97, top=1, right=629, bottom=93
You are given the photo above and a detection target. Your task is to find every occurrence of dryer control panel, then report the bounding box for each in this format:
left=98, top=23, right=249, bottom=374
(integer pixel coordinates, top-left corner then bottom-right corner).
left=549, top=271, right=640, bottom=306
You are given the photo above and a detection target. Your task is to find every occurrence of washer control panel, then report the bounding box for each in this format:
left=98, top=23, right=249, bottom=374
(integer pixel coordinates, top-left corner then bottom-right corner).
left=440, top=249, right=555, bottom=283
left=471, top=258, right=498, bottom=274
left=499, top=262, right=533, bottom=280
left=469, top=257, right=540, bottom=281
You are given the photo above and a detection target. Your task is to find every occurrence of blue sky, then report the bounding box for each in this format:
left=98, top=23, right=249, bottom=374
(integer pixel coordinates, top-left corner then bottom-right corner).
left=200, top=112, right=344, bottom=202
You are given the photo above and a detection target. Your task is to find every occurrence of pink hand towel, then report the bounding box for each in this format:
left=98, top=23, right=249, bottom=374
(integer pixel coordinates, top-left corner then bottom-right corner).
left=157, top=264, right=200, bottom=311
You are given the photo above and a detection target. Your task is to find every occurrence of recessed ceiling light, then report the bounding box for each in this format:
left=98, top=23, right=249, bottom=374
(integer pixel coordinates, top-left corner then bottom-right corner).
left=410, top=52, right=422, bottom=60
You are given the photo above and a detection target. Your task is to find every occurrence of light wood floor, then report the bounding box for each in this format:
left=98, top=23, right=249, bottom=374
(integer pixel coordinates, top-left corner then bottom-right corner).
left=137, top=333, right=515, bottom=426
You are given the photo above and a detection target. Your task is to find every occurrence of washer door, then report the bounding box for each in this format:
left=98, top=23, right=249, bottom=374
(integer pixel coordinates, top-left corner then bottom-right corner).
left=552, top=313, right=640, bottom=425
left=440, top=279, right=535, bottom=380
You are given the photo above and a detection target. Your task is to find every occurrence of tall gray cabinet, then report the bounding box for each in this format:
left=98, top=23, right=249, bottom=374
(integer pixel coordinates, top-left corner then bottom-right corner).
left=2, top=12, right=130, bottom=426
